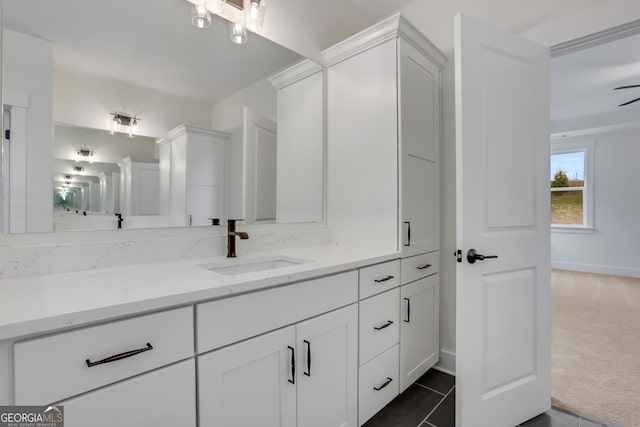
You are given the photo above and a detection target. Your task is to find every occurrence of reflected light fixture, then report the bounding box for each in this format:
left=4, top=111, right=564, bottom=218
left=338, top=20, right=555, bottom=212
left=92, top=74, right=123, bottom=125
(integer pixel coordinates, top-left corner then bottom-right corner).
left=230, top=22, right=247, bottom=44
left=109, top=112, right=140, bottom=138
left=75, top=148, right=95, bottom=163
left=72, top=166, right=85, bottom=175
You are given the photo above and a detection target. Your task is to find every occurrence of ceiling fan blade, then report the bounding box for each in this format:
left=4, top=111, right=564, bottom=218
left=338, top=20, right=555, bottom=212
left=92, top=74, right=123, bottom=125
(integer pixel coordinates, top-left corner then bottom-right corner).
left=619, top=96, right=640, bottom=107
left=614, top=84, right=640, bottom=90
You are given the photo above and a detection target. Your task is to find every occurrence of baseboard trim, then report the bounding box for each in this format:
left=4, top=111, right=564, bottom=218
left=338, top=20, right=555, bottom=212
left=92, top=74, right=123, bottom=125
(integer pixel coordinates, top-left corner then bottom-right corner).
left=434, top=349, right=456, bottom=375
left=552, top=261, right=640, bottom=279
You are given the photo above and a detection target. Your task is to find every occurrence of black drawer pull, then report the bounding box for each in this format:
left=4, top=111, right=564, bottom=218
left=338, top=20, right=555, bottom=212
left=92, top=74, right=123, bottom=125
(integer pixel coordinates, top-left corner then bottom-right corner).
left=404, top=298, right=411, bottom=323
left=417, top=264, right=432, bottom=270
left=288, top=346, right=295, bottom=385
left=86, top=343, right=153, bottom=368
left=304, top=340, right=311, bottom=377
left=374, top=275, right=394, bottom=283
left=374, top=320, right=394, bottom=331
left=374, top=377, right=393, bottom=391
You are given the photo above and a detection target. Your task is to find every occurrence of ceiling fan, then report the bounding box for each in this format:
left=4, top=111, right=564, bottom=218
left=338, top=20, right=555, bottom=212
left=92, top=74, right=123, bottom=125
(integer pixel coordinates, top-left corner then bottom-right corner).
left=614, top=84, right=640, bottom=106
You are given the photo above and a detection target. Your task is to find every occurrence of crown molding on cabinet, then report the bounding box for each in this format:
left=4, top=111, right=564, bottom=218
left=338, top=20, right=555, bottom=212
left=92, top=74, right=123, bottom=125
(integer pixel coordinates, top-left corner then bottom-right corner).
left=268, top=59, right=323, bottom=90
left=165, top=124, right=230, bottom=141
left=322, top=14, right=446, bottom=68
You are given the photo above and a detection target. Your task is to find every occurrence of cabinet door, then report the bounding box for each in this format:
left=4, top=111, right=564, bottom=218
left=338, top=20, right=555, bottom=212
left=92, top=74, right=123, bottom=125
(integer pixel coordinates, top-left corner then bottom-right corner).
left=400, top=275, right=440, bottom=392
left=399, top=39, right=441, bottom=257
left=198, top=326, right=296, bottom=427
left=60, top=360, right=195, bottom=427
left=296, top=305, right=358, bottom=427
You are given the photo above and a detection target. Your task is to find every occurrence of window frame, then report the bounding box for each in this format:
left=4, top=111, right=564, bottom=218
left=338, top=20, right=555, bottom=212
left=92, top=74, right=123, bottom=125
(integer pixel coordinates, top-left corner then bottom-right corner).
left=550, top=139, right=594, bottom=233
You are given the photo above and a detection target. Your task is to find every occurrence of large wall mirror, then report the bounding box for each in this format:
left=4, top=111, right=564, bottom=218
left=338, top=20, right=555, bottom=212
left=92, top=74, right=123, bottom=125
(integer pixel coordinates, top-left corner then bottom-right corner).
left=2, top=0, right=324, bottom=233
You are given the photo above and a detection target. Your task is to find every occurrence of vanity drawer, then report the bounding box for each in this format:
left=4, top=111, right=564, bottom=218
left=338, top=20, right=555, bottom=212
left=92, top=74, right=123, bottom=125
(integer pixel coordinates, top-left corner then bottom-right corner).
left=14, top=306, right=194, bottom=405
left=401, top=251, right=439, bottom=284
left=359, top=288, right=399, bottom=366
left=197, top=271, right=358, bottom=353
left=359, top=344, right=399, bottom=426
left=359, top=260, right=400, bottom=299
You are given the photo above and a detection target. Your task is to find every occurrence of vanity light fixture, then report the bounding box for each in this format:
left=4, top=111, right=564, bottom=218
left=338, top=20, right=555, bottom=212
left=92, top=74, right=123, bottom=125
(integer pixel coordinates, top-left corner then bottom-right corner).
left=109, top=113, right=140, bottom=138
left=187, top=0, right=264, bottom=44
left=75, top=148, right=95, bottom=164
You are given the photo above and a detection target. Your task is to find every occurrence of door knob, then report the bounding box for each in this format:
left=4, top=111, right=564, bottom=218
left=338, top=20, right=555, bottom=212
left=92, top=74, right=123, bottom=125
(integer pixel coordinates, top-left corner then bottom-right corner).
left=466, top=249, right=498, bottom=264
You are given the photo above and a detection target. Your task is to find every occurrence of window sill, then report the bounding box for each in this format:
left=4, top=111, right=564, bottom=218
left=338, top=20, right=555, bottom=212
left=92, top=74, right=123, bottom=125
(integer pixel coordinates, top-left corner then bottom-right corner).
left=551, top=226, right=595, bottom=234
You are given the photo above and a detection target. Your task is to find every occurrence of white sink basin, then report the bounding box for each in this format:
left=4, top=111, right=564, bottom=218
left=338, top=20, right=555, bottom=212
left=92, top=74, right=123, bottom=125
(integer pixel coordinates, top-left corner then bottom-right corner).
left=199, top=255, right=311, bottom=276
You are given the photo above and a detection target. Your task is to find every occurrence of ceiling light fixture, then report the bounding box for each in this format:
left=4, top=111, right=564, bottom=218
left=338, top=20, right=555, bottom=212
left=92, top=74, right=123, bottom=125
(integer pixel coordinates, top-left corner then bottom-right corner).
left=72, top=166, right=85, bottom=175
left=109, top=113, right=140, bottom=138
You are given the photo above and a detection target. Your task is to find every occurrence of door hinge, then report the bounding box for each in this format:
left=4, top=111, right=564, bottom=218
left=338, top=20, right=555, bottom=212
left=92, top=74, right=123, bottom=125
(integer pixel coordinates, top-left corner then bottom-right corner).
left=455, top=250, right=462, bottom=263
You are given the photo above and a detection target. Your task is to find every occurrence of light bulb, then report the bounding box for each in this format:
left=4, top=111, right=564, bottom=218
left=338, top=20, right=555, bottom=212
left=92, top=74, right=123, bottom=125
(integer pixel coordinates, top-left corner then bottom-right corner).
left=230, top=22, right=248, bottom=44
left=192, top=2, right=212, bottom=29
left=245, top=0, right=265, bottom=31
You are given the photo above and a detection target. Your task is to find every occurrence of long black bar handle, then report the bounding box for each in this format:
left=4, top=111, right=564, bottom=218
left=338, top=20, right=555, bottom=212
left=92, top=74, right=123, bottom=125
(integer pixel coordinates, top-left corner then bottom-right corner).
left=374, top=275, right=394, bottom=283
left=374, top=320, right=394, bottom=331
left=304, top=340, right=311, bottom=377
left=287, top=346, right=295, bottom=384
left=404, top=221, right=411, bottom=247
left=404, top=298, right=411, bottom=323
left=86, top=343, right=153, bottom=368
left=417, top=264, right=432, bottom=270
left=374, top=377, right=393, bottom=391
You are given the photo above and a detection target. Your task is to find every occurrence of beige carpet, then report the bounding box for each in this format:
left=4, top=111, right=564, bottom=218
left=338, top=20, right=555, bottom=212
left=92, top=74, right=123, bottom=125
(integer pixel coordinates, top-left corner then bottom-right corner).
left=552, top=269, right=640, bottom=427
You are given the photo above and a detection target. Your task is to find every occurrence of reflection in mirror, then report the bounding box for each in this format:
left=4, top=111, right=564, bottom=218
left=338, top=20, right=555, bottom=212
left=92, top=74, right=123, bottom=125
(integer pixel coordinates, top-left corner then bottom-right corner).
left=52, top=124, right=159, bottom=231
left=2, top=0, right=324, bottom=234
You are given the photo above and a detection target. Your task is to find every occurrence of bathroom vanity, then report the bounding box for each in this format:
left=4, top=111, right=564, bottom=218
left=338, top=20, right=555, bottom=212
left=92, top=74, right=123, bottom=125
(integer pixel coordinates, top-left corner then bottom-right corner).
left=0, top=245, right=439, bottom=427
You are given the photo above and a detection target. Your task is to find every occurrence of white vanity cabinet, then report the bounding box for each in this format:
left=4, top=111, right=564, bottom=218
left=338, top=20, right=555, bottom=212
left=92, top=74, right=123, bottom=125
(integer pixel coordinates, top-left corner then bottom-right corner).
left=357, top=260, right=401, bottom=425
left=400, top=253, right=440, bottom=392
left=157, top=124, right=228, bottom=226
left=12, top=307, right=195, bottom=426
left=198, top=274, right=359, bottom=427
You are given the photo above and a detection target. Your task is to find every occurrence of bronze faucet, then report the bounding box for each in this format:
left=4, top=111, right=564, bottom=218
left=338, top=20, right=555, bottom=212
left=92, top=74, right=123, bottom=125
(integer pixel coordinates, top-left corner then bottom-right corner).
left=227, top=219, right=249, bottom=257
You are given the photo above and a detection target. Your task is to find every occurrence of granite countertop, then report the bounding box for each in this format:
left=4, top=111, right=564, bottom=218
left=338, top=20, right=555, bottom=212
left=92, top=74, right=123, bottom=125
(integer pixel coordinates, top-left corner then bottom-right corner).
left=0, top=244, right=399, bottom=341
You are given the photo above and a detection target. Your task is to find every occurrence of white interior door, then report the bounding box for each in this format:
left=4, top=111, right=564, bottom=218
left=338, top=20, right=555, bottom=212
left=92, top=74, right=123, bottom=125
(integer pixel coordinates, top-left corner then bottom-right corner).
left=455, top=14, right=550, bottom=427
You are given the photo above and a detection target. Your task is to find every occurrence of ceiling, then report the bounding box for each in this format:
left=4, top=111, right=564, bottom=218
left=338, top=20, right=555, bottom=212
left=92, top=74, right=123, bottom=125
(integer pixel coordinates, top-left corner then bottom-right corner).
left=551, top=31, right=640, bottom=124
left=3, top=0, right=302, bottom=104
left=345, top=0, right=416, bottom=21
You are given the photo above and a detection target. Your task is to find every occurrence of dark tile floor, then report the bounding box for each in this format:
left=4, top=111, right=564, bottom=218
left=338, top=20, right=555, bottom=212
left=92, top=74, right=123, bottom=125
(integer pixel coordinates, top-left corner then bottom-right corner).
left=364, top=369, right=614, bottom=427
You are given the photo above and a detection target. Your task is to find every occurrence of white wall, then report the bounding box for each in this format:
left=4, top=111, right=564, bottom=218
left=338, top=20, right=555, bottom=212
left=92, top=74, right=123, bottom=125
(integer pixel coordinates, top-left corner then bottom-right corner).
left=551, top=127, right=640, bottom=278
left=211, top=78, right=277, bottom=132
left=54, top=69, right=213, bottom=138
left=3, top=29, right=54, bottom=233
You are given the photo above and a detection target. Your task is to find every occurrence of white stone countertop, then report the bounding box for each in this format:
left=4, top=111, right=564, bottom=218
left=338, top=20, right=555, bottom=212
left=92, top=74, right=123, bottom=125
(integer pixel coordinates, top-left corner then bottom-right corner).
left=0, top=244, right=400, bottom=341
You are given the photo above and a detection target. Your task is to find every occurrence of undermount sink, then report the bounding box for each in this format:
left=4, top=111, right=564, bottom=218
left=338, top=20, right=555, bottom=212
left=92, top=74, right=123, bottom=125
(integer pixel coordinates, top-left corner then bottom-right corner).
left=199, top=255, right=311, bottom=276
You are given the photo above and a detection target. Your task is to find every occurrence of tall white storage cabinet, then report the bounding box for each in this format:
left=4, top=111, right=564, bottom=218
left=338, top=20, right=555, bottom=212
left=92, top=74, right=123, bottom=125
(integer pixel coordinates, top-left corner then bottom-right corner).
left=158, top=125, right=228, bottom=226
left=323, top=13, right=445, bottom=408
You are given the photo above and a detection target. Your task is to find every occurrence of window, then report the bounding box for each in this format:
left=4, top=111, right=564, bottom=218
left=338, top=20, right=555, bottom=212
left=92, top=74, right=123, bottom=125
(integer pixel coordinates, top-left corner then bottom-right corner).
left=550, top=140, right=594, bottom=231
